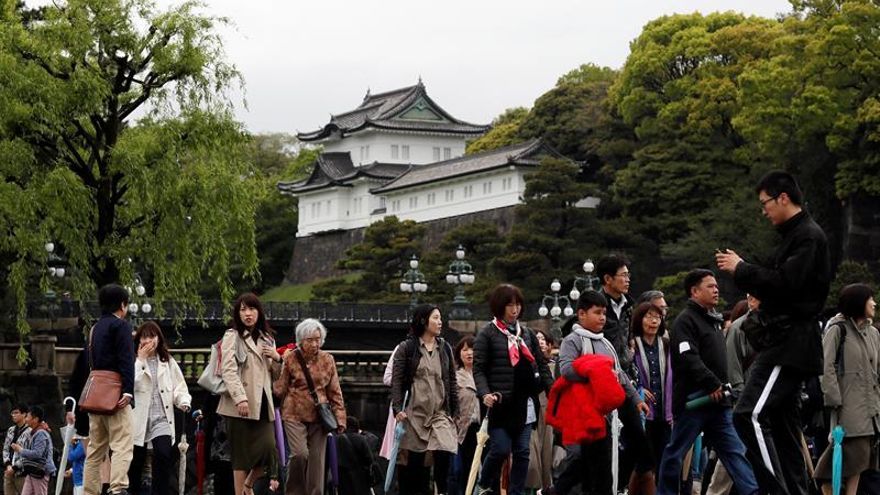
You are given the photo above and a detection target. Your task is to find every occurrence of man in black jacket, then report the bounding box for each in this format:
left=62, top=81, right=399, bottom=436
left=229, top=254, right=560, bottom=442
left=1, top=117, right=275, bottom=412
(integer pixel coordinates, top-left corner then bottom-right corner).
left=717, top=171, right=830, bottom=495
left=83, top=284, right=135, bottom=495
left=657, top=269, right=758, bottom=495
left=596, top=254, right=655, bottom=492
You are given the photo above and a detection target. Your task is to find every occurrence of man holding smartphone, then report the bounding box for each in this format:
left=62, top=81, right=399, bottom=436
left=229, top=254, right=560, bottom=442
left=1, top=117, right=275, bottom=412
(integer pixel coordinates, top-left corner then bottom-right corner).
left=716, top=171, right=830, bottom=495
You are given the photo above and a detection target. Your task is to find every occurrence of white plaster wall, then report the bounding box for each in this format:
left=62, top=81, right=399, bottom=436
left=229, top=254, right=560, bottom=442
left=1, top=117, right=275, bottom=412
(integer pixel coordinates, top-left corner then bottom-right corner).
left=377, top=167, right=528, bottom=224
left=323, top=130, right=467, bottom=166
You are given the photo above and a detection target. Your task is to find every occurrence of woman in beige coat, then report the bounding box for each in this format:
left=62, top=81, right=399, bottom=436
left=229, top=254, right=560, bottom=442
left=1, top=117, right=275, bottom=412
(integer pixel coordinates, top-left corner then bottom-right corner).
left=817, top=283, right=879, bottom=495
left=217, top=293, right=283, bottom=495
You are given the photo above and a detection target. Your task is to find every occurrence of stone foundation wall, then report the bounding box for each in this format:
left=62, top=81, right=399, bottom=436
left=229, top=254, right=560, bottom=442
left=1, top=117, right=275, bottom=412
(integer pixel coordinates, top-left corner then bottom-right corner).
left=285, top=206, right=519, bottom=284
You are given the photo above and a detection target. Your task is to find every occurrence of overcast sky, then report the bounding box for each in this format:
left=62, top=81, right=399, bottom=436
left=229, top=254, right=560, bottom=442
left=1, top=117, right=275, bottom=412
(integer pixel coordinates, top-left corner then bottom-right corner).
left=170, top=0, right=794, bottom=134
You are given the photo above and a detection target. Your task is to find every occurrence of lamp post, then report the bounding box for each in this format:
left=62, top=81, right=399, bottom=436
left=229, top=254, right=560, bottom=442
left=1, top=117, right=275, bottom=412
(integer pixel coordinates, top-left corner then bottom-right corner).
left=41, top=241, right=68, bottom=330
left=538, top=278, right=574, bottom=339
left=567, top=259, right=601, bottom=302
left=126, top=274, right=152, bottom=325
left=446, top=245, right=475, bottom=319
left=400, top=254, right=428, bottom=308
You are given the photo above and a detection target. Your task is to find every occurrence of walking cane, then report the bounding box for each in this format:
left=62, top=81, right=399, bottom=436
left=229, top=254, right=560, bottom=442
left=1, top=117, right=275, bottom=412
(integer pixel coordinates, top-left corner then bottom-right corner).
left=54, top=397, right=77, bottom=495
left=831, top=425, right=845, bottom=495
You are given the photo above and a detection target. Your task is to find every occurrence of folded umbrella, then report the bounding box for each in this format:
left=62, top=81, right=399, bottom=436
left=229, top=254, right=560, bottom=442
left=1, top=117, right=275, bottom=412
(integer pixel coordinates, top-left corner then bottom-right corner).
left=274, top=408, right=287, bottom=468
left=192, top=410, right=205, bottom=495
left=326, top=433, right=339, bottom=495
left=54, top=397, right=77, bottom=495
left=611, top=409, right=622, bottom=493
left=464, top=415, right=490, bottom=495
left=383, top=391, right=409, bottom=494
left=178, top=412, right=189, bottom=495
left=832, top=425, right=845, bottom=495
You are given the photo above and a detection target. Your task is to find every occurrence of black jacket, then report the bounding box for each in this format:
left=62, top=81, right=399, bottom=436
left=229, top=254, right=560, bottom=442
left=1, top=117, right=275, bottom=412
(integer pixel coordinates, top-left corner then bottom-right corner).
left=733, top=211, right=831, bottom=373
left=601, top=289, right=635, bottom=377
left=87, top=314, right=135, bottom=400
left=670, top=300, right=730, bottom=415
left=390, top=336, right=458, bottom=419
left=473, top=322, right=553, bottom=431
left=336, top=431, right=376, bottom=495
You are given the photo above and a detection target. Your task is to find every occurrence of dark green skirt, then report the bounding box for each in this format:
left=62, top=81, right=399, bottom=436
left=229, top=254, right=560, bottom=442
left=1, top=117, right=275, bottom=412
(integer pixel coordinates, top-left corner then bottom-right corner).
left=227, top=396, right=278, bottom=478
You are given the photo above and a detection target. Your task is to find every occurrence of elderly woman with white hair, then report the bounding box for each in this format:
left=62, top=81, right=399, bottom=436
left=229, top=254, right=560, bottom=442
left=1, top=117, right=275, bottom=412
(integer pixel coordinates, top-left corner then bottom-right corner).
left=273, top=318, right=346, bottom=495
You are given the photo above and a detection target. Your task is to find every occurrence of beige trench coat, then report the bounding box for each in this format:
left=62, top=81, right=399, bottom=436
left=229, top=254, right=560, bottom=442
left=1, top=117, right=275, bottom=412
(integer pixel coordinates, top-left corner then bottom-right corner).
left=217, top=329, right=281, bottom=420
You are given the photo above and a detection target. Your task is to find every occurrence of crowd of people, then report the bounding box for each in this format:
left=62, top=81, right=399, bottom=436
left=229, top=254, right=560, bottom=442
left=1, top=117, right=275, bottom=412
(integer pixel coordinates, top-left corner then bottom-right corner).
left=2, top=169, right=878, bottom=495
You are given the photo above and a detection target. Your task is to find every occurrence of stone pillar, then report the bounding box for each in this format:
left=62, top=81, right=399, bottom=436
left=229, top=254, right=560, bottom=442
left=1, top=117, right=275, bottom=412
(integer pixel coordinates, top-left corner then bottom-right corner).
left=29, top=330, right=57, bottom=373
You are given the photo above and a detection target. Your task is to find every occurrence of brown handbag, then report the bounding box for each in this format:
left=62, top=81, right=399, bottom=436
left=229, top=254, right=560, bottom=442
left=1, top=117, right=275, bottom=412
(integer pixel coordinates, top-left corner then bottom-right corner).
left=79, top=325, right=123, bottom=415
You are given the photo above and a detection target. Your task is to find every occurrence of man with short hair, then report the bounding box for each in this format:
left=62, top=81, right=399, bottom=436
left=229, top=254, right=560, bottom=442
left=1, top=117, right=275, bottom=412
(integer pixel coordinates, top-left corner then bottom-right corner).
left=82, top=284, right=135, bottom=495
left=3, top=405, right=30, bottom=495
left=657, top=270, right=758, bottom=495
left=11, top=406, right=56, bottom=495
left=717, top=171, right=830, bottom=495
left=595, top=254, right=655, bottom=493
left=637, top=290, right=669, bottom=318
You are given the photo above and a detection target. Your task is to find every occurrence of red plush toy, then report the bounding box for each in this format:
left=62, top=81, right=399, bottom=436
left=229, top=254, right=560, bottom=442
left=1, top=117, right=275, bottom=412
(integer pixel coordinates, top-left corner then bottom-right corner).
left=545, top=354, right=626, bottom=445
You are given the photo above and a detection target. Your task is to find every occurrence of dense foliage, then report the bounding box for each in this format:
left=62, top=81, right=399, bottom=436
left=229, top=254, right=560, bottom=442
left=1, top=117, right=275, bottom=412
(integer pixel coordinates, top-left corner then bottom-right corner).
left=316, top=2, right=880, bottom=306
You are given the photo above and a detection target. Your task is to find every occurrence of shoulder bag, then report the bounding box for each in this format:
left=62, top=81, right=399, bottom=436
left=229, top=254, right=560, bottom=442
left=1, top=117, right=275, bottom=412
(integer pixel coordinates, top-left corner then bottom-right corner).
left=294, top=348, right=338, bottom=433
left=79, top=325, right=123, bottom=415
left=198, top=330, right=246, bottom=395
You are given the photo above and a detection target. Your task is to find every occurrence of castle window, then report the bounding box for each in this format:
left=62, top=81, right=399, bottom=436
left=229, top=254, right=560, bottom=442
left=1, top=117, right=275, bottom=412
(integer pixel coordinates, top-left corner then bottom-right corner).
left=391, top=145, right=399, bottom=159
left=443, top=147, right=451, bottom=160
left=502, top=177, right=513, bottom=191
left=409, top=196, right=419, bottom=209
left=483, top=181, right=493, bottom=194
left=445, top=189, right=454, bottom=202
left=402, top=145, right=410, bottom=160
left=433, top=147, right=441, bottom=161
left=464, top=185, right=473, bottom=199
left=391, top=200, right=400, bottom=212
left=364, top=146, right=370, bottom=161
left=427, top=193, right=436, bottom=206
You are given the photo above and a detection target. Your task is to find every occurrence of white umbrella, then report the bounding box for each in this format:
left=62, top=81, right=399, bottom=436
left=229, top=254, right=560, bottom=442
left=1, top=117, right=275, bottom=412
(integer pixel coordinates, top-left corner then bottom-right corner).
left=178, top=413, right=189, bottom=495
left=54, top=397, right=77, bottom=495
left=610, top=409, right=622, bottom=494
left=464, top=415, right=490, bottom=495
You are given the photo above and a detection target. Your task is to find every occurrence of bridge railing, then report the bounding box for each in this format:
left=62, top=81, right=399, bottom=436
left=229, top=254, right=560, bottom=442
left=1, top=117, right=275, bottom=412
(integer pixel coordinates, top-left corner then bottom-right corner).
left=28, top=300, right=478, bottom=324
left=170, top=348, right=392, bottom=386
left=51, top=346, right=392, bottom=387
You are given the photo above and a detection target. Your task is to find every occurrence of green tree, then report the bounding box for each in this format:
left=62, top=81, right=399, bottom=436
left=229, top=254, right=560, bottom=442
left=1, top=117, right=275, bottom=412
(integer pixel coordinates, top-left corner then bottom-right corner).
left=311, top=216, right=425, bottom=303
left=492, top=157, right=601, bottom=300
left=826, top=260, right=876, bottom=309
left=247, top=141, right=316, bottom=293
left=466, top=107, right=528, bottom=154
left=419, top=221, right=506, bottom=309
left=518, top=64, right=626, bottom=166
left=0, top=0, right=256, bottom=357
left=609, top=12, right=782, bottom=268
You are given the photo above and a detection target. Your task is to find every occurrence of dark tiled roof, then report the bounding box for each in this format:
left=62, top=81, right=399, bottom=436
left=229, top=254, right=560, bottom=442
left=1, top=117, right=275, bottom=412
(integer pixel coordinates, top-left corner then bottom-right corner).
left=371, top=139, right=563, bottom=193
left=277, top=152, right=409, bottom=194
left=297, top=81, right=490, bottom=141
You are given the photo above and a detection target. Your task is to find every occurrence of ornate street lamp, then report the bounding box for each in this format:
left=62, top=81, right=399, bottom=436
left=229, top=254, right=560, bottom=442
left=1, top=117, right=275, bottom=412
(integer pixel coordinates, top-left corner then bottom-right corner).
left=567, top=258, right=601, bottom=301
left=400, top=254, right=428, bottom=308
left=127, top=274, right=152, bottom=324
left=40, top=241, right=68, bottom=330
left=446, top=245, right=475, bottom=319
left=538, top=278, right=574, bottom=339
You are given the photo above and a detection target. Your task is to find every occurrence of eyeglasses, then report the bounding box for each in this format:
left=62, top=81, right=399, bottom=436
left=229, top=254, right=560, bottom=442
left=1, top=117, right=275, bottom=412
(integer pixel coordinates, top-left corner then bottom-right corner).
left=644, top=314, right=662, bottom=321
left=615, top=272, right=631, bottom=280
left=759, top=195, right=779, bottom=210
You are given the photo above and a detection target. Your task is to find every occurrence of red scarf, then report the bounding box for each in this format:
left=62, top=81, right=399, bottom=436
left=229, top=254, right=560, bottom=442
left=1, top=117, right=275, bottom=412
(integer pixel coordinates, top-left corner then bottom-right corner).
left=493, top=318, right=536, bottom=367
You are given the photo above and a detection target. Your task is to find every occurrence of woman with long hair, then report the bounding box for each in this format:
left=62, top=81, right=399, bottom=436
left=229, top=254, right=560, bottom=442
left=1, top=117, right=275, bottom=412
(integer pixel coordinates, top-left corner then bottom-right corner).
left=273, top=318, right=346, bottom=495
left=128, top=321, right=192, bottom=495
left=815, top=284, right=879, bottom=495
left=472, top=284, right=553, bottom=495
left=526, top=329, right=556, bottom=493
left=630, top=302, right=672, bottom=488
left=216, top=293, right=282, bottom=495
left=390, top=304, right=459, bottom=495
